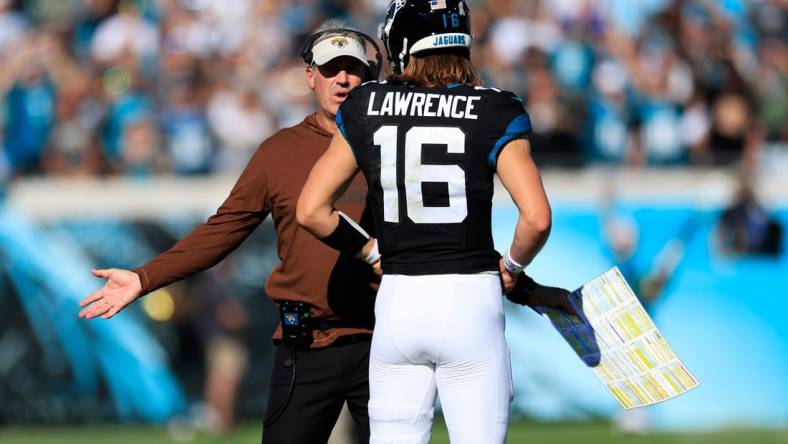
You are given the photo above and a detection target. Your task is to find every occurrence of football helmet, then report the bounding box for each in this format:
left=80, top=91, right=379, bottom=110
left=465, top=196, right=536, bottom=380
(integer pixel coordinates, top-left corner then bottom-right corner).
left=379, top=0, right=472, bottom=74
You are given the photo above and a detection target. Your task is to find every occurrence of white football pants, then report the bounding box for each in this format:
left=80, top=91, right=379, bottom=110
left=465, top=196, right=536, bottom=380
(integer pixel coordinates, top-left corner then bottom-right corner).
left=369, top=273, right=512, bottom=444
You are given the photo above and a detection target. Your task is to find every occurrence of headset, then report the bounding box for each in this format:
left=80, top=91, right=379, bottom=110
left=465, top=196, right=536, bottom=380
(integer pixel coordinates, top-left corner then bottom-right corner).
left=299, top=28, right=383, bottom=80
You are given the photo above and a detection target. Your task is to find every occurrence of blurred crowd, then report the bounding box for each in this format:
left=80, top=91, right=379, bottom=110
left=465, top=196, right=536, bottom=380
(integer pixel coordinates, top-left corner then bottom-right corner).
left=0, top=0, right=784, bottom=428
left=0, top=0, right=785, bottom=179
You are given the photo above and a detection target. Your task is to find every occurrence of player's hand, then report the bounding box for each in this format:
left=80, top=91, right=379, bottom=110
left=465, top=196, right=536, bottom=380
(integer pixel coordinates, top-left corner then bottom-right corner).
left=371, top=259, right=382, bottom=277
left=498, top=258, right=518, bottom=294
left=78, top=268, right=143, bottom=319
left=529, top=285, right=577, bottom=316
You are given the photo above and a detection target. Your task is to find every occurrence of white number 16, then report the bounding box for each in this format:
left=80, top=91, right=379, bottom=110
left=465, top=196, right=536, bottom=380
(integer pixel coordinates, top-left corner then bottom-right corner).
left=373, top=125, right=467, bottom=224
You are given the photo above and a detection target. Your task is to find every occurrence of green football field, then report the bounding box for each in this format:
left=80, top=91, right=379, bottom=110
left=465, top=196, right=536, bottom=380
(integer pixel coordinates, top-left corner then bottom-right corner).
left=1, top=421, right=786, bottom=444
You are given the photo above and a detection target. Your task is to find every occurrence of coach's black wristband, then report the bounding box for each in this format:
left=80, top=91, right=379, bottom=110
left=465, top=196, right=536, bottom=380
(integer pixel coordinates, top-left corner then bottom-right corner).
left=505, top=273, right=538, bottom=306
left=319, top=213, right=369, bottom=256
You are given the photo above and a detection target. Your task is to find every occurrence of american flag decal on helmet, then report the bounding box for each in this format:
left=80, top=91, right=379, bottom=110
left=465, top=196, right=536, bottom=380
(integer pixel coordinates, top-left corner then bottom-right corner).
left=430, top=0, right=446, bottom=10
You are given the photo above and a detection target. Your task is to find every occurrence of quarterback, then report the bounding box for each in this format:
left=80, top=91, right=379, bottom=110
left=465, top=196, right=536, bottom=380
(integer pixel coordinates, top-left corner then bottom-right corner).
left=298, top=1, right=573, bottom=442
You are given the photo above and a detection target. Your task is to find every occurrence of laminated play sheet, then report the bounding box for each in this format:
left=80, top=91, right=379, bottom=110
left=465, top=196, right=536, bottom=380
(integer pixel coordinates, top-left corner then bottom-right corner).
left=537, top=267, right=700, bottom=409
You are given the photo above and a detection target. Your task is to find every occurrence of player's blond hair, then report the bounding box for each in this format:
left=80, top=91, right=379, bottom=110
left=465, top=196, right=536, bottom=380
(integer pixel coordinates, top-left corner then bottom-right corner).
left=391, top=49, right=480, bottom=87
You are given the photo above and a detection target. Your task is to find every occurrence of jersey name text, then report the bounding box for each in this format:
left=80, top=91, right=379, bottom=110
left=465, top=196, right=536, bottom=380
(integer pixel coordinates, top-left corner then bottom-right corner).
left=366, top=91, right=481, bottom=120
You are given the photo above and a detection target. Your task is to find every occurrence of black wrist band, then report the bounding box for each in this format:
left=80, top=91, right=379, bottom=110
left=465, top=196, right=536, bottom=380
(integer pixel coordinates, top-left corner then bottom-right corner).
left=319, top=213, right=369, bottom=255
left=506, top=273, right=538, bottom=306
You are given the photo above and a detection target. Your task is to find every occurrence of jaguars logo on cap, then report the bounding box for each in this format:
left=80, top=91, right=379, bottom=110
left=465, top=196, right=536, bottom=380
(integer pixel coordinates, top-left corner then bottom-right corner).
left=331, top=37, right=348, bottom=48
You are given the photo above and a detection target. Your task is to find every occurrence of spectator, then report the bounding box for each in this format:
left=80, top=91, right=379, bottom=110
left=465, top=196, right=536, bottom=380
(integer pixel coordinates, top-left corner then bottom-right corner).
left=119, top=113, right=161, bottom=176
left=585, top=58, right=633, bottom=164
left=2, top=36, right=57, bottom=175
left=0, top=0, right=782, bottom=176
left=0, top=0, right=27, bottom=56
left=206, top=85, right=273, bottom=172
left=717, top=176, right=784, bottom=257
left=527, top=60, right=582, bottom=166
left=160, top=76, right=214, bottom=175
left=71, top=0, right=118, bottom=61
left=753, top=38, right=786, bottom=146
left=708, top=89, right=755, bottom=165
left=41, top=31, right=103, bottom=175
left=100, top=71, right=155, bottom=173
left=90, top=0, right=159, bottom=75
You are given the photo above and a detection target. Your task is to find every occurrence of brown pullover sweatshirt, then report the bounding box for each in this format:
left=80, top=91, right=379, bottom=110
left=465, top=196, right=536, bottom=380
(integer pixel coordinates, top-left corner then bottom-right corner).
left=134, top=114, right=377, bottom=348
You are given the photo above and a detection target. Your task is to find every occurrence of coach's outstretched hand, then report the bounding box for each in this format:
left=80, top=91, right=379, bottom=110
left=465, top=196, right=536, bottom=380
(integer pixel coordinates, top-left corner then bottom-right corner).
left=78, top=268, right=143, bottom=320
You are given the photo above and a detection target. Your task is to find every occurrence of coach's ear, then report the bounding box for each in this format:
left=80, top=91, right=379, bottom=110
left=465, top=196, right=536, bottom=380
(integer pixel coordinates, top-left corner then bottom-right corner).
left=306, top=66, right=316, bottom=90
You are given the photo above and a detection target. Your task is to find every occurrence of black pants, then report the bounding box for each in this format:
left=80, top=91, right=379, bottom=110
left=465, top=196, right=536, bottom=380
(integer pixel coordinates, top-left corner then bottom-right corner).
left=262, top=337, right=371, bottom=444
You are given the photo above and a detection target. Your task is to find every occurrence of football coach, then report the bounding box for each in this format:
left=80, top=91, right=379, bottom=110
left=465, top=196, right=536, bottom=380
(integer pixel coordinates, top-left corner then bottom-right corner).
left=78, top=20, right=383, bottom=444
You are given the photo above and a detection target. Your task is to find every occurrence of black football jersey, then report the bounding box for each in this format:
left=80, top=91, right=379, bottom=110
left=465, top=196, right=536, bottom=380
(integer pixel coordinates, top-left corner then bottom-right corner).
left=336, top=81, right=531, bottom=275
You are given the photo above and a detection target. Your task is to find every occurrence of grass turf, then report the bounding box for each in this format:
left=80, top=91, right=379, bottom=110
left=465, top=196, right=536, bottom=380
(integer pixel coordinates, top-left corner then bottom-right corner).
left=0, top=421, right=786, bottom=444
